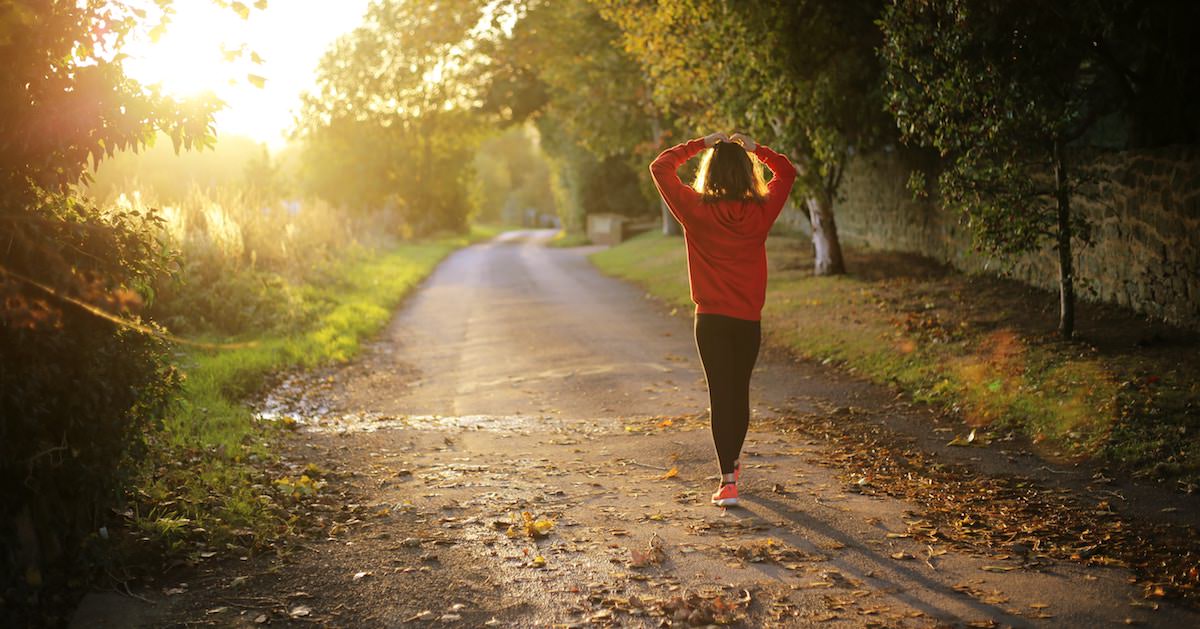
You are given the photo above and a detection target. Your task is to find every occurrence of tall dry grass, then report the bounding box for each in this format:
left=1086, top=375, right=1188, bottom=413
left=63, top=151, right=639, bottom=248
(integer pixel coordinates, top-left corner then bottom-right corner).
left=106, top=184, right=397, bottom=337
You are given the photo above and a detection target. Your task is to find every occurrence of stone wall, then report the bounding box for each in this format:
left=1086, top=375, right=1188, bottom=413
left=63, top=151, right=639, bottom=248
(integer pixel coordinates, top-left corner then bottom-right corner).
left=780, top=146, right=1200, bottom=329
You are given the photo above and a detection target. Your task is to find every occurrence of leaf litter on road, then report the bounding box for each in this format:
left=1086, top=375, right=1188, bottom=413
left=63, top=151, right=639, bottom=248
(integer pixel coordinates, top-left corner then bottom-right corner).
left=628, top=533, right=666, bottom=568
left=762, top=408, right=1200, bottom=605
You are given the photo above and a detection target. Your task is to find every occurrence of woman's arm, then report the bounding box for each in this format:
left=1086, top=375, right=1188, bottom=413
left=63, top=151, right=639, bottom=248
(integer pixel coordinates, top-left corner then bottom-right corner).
left=752, top=144, right=798, bottom=225
left=649, top=133, right=726, bottom=226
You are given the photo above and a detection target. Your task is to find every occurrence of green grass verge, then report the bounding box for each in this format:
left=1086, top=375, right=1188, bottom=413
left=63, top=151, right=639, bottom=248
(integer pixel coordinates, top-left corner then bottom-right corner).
left=547, top=229, right=592, bottom=248
left=591, top=231, right=1199, bottom=488
left=132, top=226, right=497, bottom=557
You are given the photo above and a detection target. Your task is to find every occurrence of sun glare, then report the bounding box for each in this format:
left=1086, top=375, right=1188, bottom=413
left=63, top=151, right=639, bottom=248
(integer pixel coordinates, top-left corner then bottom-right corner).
left=122, top=2, right=252, bottom=99
left=121, top=0, right=371, bottom=148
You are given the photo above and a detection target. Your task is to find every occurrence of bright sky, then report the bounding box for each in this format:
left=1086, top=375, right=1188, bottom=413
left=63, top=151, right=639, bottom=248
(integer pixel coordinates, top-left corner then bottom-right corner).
left=122, top=0, right=372, bottom=150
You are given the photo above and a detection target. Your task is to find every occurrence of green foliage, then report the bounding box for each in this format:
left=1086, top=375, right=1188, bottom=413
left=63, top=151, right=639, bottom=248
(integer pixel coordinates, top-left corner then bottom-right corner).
left=0, top=2, right=264, bottom=620
left=880, top=0, right=1100, bottom=256
left=548, top=230, right=592, bottom=248
left=493, top=0, right=657, bottom=159
left=876, top=0, right=1172, bottom=335
left=581, top=155, right=652, bottom=218
left=473, top=124, right=556, bottom=224
left=163, top=239, right=463, bottom=452
left=296, top=0, right=487, bottom=235
left=0, top=3, right=220, bottom=200
left=113, top=185, right=372, bottom=338
left=598, top=0, right=892, bottom=201
left=879, top=0, right=1200, bottom=254
left=481, top=0, right=663, bottom=227
left=597, top=0, right=891, bottom=272
left=0, top=195, right=182, bottom=620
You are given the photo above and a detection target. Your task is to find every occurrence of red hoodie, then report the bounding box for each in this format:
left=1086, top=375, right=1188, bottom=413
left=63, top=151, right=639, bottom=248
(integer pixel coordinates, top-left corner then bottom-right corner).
left=650, top=138, right=797, bottom=321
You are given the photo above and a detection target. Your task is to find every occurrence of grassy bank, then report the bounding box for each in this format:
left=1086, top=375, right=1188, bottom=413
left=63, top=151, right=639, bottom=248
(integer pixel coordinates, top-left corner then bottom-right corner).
left=547, top=229, right=592, bottom=248
left=591, top=231, right=1200, bottom=490
left=128, top=226, right=498, bottom=561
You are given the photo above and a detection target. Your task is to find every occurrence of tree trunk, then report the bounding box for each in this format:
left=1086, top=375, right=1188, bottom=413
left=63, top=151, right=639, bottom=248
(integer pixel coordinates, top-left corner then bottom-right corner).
left=661, top=199, right=682, bottom=236
left=806, top=193, right=846, bottom=276
left=1053, top=140, right=1075, bottom=339
left=647, top=110, right=682, bottom=236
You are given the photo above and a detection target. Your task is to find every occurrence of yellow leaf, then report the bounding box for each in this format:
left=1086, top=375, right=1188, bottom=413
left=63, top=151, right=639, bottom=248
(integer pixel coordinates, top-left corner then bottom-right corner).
left=658, top=467, right=678, bottom=480
left=507, top=511, right=554, bottom=538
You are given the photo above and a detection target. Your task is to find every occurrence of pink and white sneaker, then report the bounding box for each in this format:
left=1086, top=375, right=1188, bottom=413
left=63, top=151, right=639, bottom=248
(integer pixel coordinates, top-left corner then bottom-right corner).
left=711, top=483, right=738, bottom=507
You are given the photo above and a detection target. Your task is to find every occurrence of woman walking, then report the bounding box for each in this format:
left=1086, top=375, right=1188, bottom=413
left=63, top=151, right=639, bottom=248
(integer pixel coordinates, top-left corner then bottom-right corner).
left=649, top=132, right=797, bottom=507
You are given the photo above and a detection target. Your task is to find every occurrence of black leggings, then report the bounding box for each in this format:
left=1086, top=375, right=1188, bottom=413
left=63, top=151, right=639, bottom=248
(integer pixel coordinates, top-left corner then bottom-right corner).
left=694, top=313, right=761, bottom=475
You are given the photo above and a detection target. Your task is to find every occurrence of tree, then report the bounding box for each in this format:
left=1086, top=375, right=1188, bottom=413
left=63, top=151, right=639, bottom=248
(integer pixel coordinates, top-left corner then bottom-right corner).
left=0, top=1, right=242, bottom=620
left=598, top=0, right=893, bottom=275
left=473, top=124, right=556, bottom=224
left=879, top=0, right=1157, bottom=338
left=479, top=0, right=673, bottom=233
left=295, top=0, right=487, bottom=235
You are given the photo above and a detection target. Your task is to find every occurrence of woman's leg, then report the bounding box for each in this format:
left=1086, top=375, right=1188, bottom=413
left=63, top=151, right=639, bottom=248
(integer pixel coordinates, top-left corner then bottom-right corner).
left=724, top=317, right=760, bottom=469
left=695, top=314, right=761, bottom=475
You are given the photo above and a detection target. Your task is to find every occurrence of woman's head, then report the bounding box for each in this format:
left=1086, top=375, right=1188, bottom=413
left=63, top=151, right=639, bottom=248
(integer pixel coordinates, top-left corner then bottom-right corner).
left=692, top=140, right=768, bottom=203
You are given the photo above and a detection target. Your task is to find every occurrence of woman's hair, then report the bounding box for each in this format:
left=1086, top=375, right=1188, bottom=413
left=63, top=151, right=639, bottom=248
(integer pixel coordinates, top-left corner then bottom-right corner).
left=692, top=140, right=768, bottom=203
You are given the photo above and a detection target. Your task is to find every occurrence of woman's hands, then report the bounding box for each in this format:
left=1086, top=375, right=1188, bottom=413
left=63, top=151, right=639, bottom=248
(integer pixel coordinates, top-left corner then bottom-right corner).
left=730, top=133, right=756, bottom=152
left=702, top=132, right=757, bottom=151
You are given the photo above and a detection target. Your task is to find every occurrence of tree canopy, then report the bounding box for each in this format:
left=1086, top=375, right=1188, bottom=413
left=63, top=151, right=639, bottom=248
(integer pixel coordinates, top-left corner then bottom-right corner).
left=480, top=0, right=666, bottom=230
left=878, top=0, right=1200, bottom=336
left=295, top=0, right=488, bottom=234
left=598, top=0, right=893, bottom=275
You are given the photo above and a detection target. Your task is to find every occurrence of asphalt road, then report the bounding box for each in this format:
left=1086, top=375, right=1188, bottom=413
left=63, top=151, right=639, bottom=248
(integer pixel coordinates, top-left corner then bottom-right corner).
left=74, top=229, right=1199, bottom=628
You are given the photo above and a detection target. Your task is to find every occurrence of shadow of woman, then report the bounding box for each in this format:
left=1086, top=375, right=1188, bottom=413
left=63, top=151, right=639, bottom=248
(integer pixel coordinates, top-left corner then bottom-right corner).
left=723, top=492, right=1041, bottom=627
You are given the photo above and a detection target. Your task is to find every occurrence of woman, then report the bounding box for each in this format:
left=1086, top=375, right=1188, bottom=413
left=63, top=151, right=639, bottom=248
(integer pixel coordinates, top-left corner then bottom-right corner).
left=649, top=131, right=797, bottom=507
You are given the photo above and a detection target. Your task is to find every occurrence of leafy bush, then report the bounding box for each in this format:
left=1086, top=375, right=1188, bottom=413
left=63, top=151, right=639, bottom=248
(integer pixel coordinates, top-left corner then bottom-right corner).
left=152, top=263, right=315, bottom=337
left=1, top=193, right=180, bottom=625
